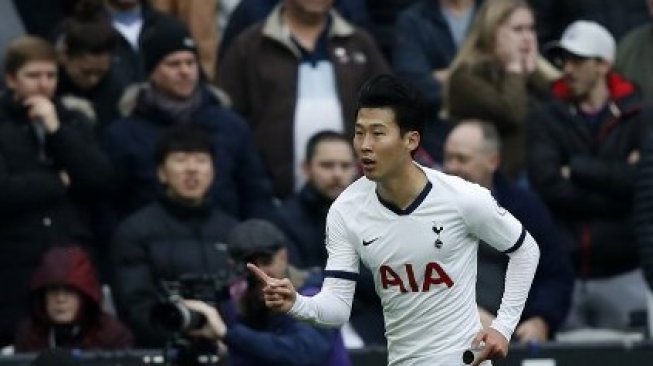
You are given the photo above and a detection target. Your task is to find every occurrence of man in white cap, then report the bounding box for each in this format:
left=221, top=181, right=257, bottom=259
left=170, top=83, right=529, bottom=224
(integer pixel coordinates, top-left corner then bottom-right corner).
left=529, top=20, right=653, bottom=330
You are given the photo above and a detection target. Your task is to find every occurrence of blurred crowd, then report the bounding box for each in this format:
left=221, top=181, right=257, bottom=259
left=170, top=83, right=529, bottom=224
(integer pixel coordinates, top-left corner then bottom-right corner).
left=1, top=0, right=653, bottom=364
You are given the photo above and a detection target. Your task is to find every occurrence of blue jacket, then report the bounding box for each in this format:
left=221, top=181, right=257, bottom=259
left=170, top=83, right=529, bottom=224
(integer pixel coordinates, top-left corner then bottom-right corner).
left=101, top=84, right=276, bottom=220
left=392, top=0, right=481, bottom=108
left=477, top=174, right=574, bottom=334
left=224, top=275, right=351, bottom=366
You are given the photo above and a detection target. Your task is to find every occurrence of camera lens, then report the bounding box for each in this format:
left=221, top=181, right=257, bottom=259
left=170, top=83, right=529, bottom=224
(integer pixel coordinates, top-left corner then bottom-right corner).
left=151, top=302, right=207, bottom=332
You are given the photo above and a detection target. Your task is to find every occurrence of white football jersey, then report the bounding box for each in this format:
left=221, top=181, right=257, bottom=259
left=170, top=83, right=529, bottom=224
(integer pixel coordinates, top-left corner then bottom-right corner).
left=325, top=166, right=524, bottom=365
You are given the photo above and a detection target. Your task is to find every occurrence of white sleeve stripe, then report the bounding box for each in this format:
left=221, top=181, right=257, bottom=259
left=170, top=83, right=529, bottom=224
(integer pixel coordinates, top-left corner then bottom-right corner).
left=502, top=226, right=526, bottom=254
left=324, top=270, right=359, bottom=281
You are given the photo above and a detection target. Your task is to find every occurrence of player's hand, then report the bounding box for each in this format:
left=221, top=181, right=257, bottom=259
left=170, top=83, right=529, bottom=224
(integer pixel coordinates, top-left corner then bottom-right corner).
left=515, top=316, right=548, bottom=344
left=470, top=327, right=509, bottom=365
left=247, top=263, right=297, bottom=313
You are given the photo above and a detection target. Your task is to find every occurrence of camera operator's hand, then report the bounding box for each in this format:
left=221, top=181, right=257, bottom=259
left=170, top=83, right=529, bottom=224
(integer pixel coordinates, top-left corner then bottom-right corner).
left=247, top=263, right=297, bottom=313
left=183, top=300, right=227, bottom=340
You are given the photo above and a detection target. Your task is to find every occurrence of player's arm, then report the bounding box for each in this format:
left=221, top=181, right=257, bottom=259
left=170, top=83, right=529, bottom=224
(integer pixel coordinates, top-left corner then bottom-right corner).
left=461, top=187, right=540, bottom=354
left=249, top=207, right=358, bottom=327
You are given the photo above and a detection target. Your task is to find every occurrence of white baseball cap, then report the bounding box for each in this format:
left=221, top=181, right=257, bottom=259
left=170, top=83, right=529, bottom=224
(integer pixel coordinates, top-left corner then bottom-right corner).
left=551, top=20, right=616, bottom=63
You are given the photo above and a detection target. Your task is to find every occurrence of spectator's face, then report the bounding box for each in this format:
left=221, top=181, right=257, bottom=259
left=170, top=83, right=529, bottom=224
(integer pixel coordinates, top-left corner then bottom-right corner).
left=150, top=51, right=199, bottom=100
left=5, top=60, right=57, bottom=100
left=494, top=7, right=537, bottom=58
left=561, top=54, right=608, bottom=99
left=45, top=287, right=81, bottom=324
left=286, top=0, right=333, bottom=18
left=62, top=53, right=111, bottom=91
left=354, top=108, right=419, bottom=182
left=158, top=151, right=214, bottom=202
left=304, top=139, right=356, bottom=201
left=648, top=0, right=653, bottom=18
left=443, top=124, right=497, bottom=189
left=254, top=248, right=288, bottom=280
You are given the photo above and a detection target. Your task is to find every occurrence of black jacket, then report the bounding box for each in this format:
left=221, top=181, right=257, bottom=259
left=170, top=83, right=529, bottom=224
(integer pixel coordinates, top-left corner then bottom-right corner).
left=111, top=197, right=238, bottom=346
left=275, top=184, right=331, bottom=269
left=528, top=73, right=652, bottom=278
left=0, top=92, right=113, bottom=346
left=102, top=84, right=276, bottom=220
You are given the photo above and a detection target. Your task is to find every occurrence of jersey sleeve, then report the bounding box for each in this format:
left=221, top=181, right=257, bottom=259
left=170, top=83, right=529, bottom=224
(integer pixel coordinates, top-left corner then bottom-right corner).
left=323, top=204, right=360, bottom=281
left=460, top=184, right=525, bottom=253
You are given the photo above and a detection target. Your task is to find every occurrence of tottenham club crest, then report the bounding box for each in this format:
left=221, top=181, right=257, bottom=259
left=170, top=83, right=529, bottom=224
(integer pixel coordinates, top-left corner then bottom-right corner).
left=432, top=223, right=444, bottom=249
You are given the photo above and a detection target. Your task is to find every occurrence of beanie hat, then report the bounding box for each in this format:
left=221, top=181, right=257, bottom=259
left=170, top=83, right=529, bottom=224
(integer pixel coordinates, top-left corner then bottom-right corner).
left=141, top=16, right=198, bottom=75
left=227, top=219, right=288, bottom=262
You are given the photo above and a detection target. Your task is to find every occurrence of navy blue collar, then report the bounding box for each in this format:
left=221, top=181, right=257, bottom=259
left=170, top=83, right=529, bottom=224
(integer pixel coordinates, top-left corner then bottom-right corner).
left=376, top=181, right=433, bottom=216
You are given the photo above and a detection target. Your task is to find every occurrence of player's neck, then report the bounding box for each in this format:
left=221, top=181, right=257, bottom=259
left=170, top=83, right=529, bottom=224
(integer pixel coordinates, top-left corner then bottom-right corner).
left=376, top=164, right=428, bottom=210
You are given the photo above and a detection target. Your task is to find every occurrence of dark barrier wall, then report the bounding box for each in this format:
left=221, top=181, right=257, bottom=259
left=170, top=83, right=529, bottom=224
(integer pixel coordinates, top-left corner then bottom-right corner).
left=3, top=342, right=653, bottom=366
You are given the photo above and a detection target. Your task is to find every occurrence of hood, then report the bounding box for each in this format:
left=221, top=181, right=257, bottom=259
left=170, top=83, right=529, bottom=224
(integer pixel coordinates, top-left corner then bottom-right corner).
left=551, top=72, right=637, bottom=102
left=30, top=246, right=102, bottom=306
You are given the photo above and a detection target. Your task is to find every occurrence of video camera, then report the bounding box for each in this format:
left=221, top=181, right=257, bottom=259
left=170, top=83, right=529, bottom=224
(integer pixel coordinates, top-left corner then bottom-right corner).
left=151, top=273, right=232, bottom=333
left=150, top=271, right=235, bottom=366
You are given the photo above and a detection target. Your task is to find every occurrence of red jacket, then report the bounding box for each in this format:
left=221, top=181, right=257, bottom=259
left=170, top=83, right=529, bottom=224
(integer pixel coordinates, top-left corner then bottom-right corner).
left=15, top=246, right=133, bottom=352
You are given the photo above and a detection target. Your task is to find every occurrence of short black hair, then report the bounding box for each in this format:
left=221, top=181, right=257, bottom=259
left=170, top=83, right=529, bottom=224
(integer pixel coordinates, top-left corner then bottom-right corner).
left=355, top=74, right=427, bottom=138
left=305, top=130, right=351, bottom=163
left=155, top=125, right=214, bottom=165
left=60, top=0, right=118, bottom=56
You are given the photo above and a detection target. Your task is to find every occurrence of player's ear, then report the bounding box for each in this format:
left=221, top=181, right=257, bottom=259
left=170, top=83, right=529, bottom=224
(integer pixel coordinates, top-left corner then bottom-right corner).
left=404, top=130, right=420, bottom=152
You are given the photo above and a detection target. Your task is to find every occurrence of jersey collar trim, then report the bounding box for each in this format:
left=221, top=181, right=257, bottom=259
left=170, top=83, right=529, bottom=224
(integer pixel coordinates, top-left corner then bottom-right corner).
left=376, top=181, right=433, bottom=216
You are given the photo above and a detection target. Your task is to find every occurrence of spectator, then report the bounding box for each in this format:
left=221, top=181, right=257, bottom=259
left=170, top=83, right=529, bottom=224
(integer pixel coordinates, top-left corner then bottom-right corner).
left=102, top=16, right=275, bottom=220
left=274, top=130, right=384, bottom=346
left=393, top=0, right=482, bottom=109
left=218, top=0, right=389, bottom=198
left=446, top=0, right=559, bottom=181
left=392, top=0, right=482, bottom=163
left=276, top=131, right=356, bottom=268
left=444, top=120, right=573, bottom=342
left=219, top=0, right=370, bottom=59
left=111, top=126, right=239, bottom=346
left=15, top=246, right=133, bottom=352
left=56, top=0, right=128, bottom=129
left=616, top=0, right=653, bottom=101
left=183, top=219, right=351, bottom=366
left=150, top=0, right=219, bottom=81
left=529, top=21, right=651, bottom=330
left=103, top=0, right=178, bottom=83
left=0, top=36, right=113, bottom=347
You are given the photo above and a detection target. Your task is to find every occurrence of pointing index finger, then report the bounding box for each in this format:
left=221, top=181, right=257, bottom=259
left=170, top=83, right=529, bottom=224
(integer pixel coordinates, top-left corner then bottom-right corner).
left=247, top=263, right=272, bottom=285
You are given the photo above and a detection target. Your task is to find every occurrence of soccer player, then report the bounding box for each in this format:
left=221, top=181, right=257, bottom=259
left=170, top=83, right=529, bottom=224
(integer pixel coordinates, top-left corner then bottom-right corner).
left=248, top=74, right=541, bottom=365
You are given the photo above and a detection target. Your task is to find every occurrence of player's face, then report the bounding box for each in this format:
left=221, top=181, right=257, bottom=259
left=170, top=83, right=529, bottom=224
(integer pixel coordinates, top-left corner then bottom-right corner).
left=5, top=61, right=58, bottom=100
left=158, top=151, right=215, bottom=202
left=443, top=124, right=497, bottom=188
left=150, top=51, right=199, bottom=100
left=305, top=139, right=356, bottom=200
left=353, top=107, right=417, bottom=182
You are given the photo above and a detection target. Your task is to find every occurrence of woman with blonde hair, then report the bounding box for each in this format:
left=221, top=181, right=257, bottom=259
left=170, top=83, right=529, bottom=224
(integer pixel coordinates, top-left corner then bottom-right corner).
left=446, top=0, right=559, bottom=181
